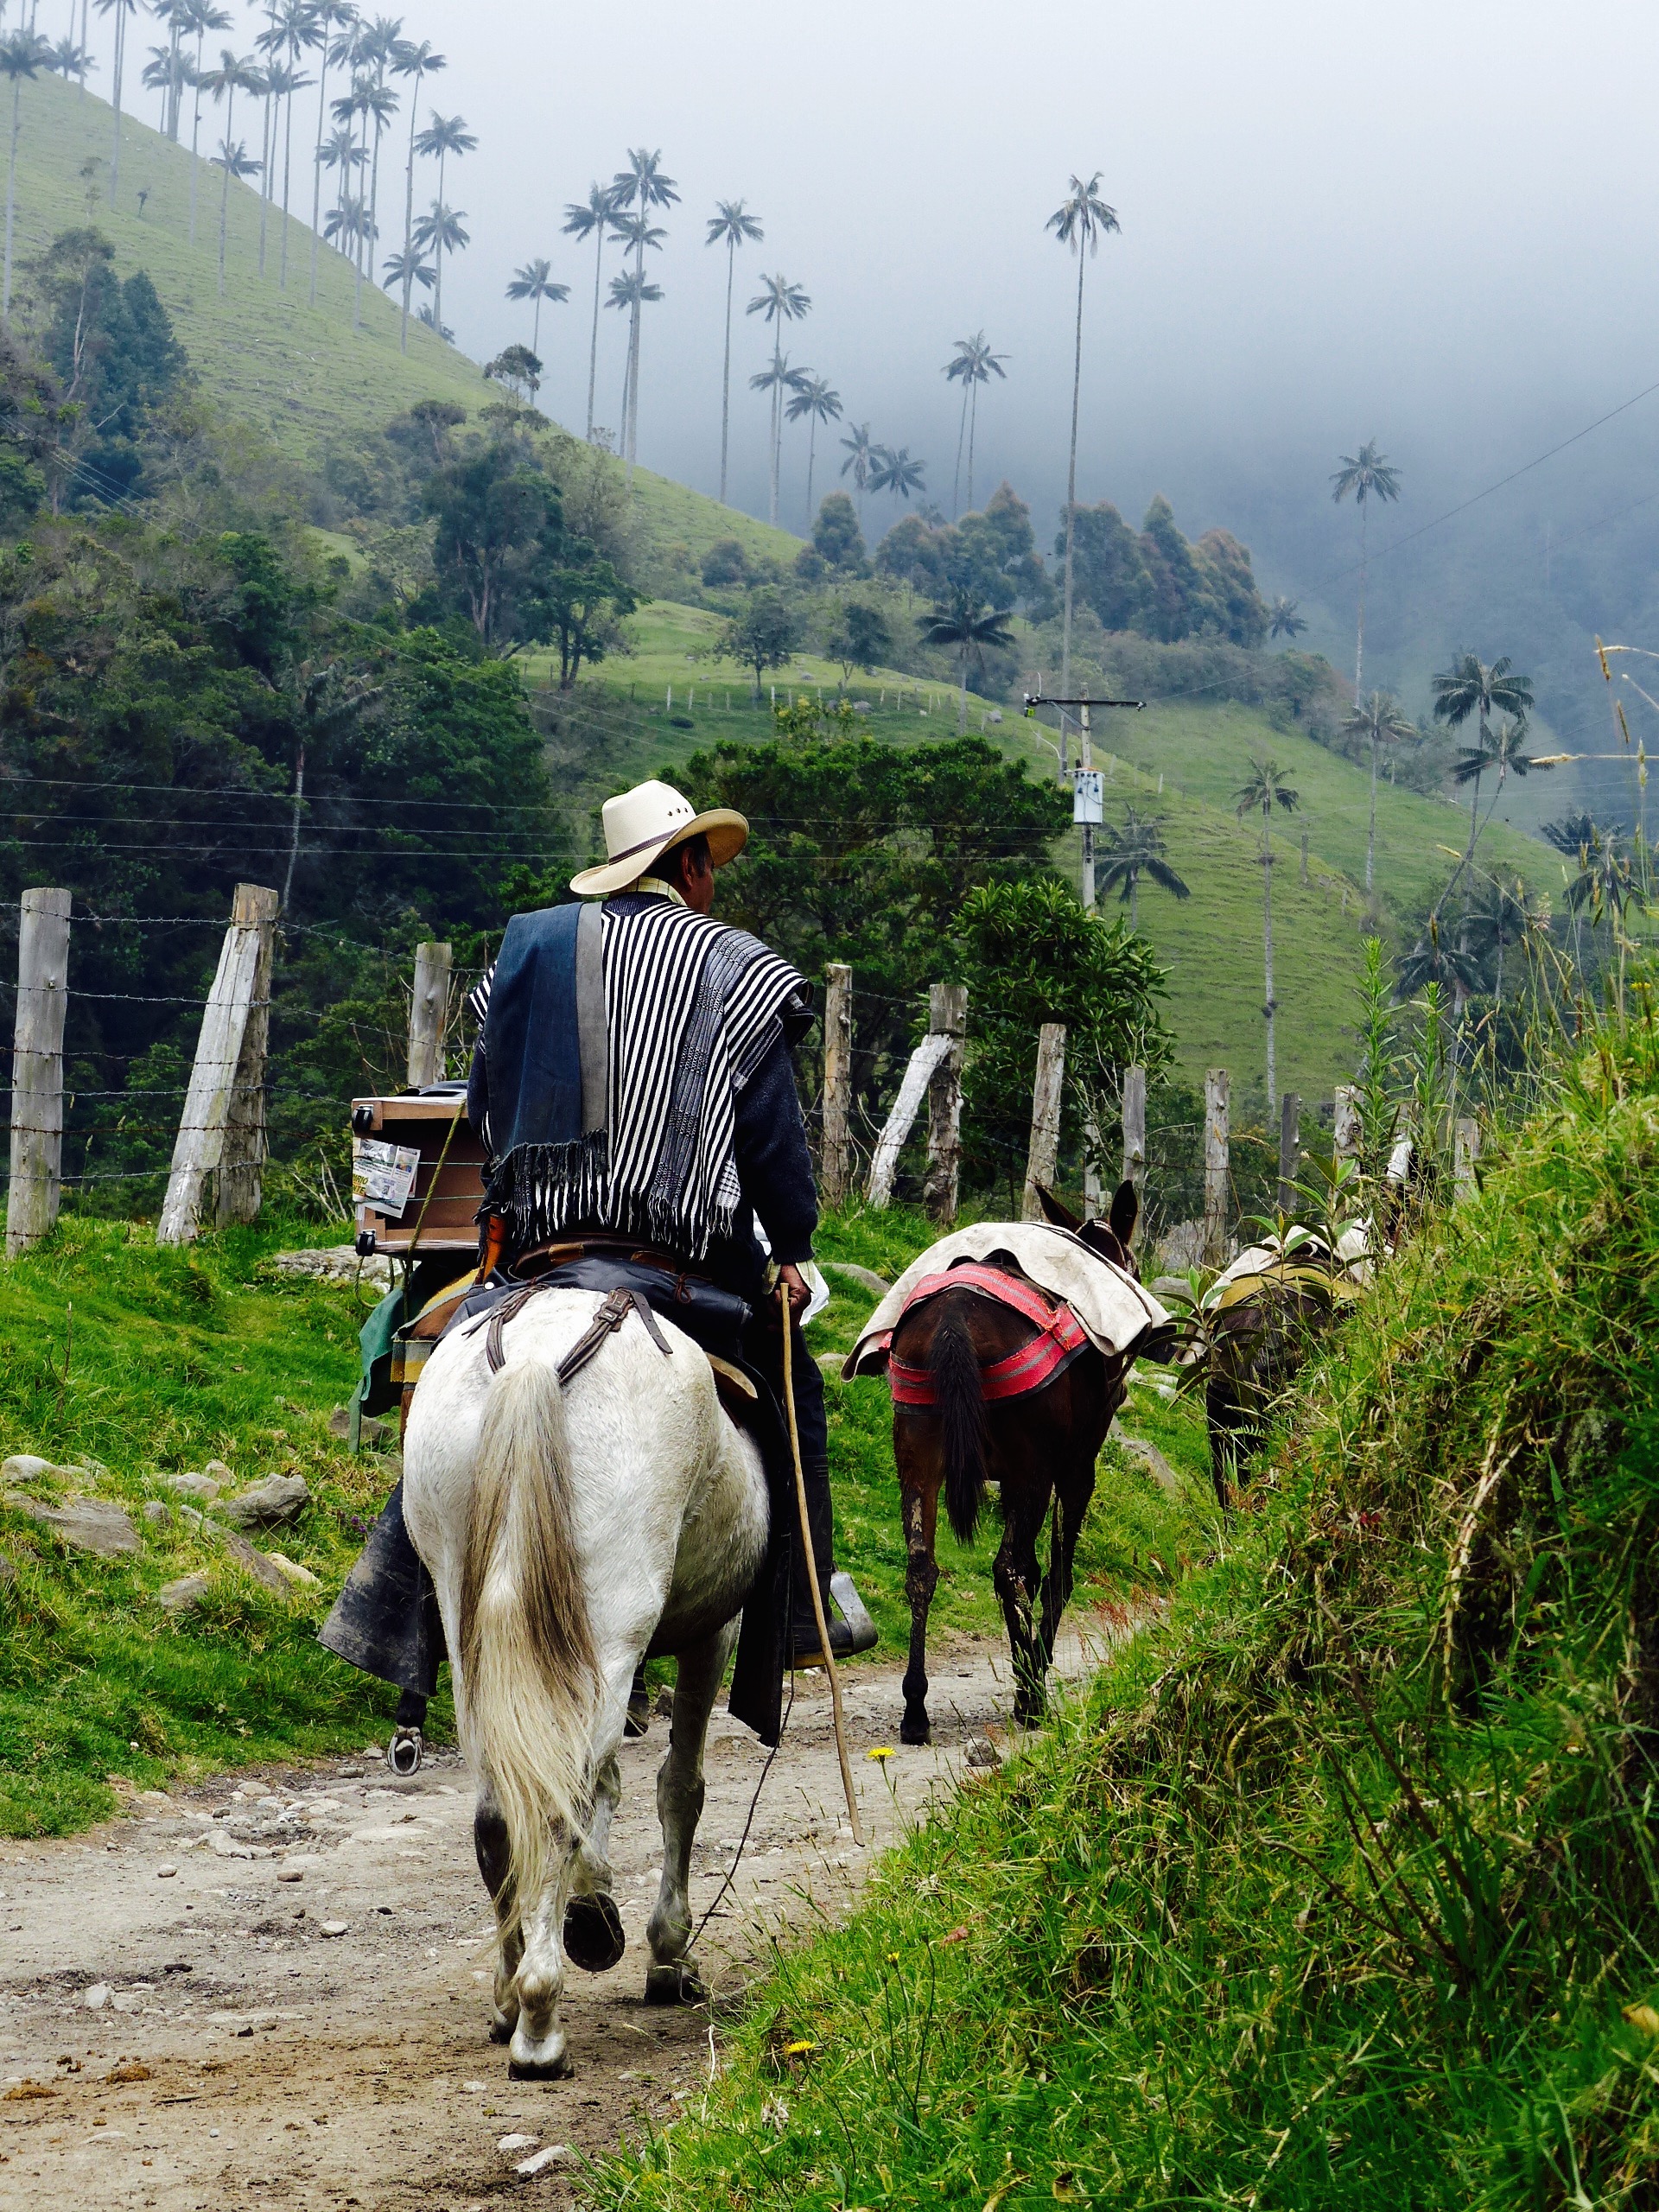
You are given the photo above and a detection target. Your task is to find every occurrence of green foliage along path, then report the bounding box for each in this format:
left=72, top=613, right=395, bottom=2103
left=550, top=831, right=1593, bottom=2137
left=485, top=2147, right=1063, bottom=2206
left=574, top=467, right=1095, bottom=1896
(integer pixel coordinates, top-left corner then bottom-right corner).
left=592, top=1005, right=1659, bottom=2211
left=5, top=74, right=798, bottom=570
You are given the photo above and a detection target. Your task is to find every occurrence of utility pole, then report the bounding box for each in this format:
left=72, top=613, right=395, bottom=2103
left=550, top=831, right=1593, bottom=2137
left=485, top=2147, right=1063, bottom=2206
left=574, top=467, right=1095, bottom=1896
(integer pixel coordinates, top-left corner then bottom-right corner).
left=1023, top=692, right=1144, bottom=908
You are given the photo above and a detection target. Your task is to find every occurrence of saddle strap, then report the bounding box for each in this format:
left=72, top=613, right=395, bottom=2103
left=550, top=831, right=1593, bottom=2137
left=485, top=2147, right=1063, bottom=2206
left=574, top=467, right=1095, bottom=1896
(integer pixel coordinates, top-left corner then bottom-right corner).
left=481, top=1281, right=674, bottom=1377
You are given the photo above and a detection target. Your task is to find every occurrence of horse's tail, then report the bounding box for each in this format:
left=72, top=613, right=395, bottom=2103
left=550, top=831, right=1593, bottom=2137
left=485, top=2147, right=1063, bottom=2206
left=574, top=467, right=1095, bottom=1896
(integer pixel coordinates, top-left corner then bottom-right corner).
left=931, top=1301, right=988, bottom=1546
left=459, top=1351, right=601, bottom=1935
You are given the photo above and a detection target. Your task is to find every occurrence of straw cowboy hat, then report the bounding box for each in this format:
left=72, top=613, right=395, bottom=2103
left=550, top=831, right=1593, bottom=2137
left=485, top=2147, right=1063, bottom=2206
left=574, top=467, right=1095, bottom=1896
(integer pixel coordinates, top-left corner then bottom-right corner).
left=569, top=779, right=749, bottom=898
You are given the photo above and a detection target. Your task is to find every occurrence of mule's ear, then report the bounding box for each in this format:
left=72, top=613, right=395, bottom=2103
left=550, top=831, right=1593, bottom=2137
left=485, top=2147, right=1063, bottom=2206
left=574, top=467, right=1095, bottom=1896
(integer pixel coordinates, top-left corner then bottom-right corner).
left=1108, top=1177, right=1140, bottom=1250
left=1034, top=1182, right=1082, bottom=1232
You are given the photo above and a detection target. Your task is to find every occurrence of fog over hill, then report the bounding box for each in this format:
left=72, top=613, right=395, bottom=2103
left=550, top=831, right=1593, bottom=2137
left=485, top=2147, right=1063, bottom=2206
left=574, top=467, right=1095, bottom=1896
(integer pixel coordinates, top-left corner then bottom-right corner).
left=66, top=0, right=1659, bottom=826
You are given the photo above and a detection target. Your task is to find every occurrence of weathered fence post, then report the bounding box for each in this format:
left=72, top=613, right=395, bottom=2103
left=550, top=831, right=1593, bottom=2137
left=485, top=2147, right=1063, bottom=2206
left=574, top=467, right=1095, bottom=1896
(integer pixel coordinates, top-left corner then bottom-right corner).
left=1121, top=1064, right=1147, bottom=1204
left=1454, top=1116, right=1480, bottom=1202
left=406, top=940, right=453, bottom=1089
left=922, top=982, right=967, bottom=1224
left=159, top=882, right=280, bottom=1246
left=868, top=1025, right=953, bottom=1209
left=1021, top=1022, right=1067, bottom=1222
left=1333, top=1084, right=1361, bottom=1163
left=6, top=887, right=71, bottom=1260
left=1278, top=1090, right=1301, bottom=1214
left=821, top=963, right=853, bottom=1205
left=1203, top=1066, right=1230, bottom=1266
left=216, top=885, right=280, bottom=1228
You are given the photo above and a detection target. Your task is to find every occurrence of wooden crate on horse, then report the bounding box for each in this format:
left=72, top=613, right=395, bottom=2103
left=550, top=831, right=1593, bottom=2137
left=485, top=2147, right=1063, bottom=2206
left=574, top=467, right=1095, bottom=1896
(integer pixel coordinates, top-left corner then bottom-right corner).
left=350, top=1084, right=486, bottom=1262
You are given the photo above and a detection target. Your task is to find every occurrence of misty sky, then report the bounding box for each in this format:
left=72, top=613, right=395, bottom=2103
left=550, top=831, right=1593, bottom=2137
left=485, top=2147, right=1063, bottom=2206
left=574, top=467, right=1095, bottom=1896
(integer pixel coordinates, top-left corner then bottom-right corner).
left=73, top=0, right=1659, bottom=757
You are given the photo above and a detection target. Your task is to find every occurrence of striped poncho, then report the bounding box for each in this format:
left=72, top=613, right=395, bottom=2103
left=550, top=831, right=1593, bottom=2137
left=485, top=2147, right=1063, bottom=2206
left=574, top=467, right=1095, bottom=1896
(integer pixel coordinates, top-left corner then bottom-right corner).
left=469, top=893, right=809, bottom=1262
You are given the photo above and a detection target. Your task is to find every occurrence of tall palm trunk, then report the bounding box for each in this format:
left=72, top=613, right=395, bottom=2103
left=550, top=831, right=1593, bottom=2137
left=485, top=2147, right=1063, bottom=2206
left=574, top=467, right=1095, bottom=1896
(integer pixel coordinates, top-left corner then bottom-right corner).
left=767, top=333, right=781, bottom=527
left=1059, top=245, right=1085, bottom=695
left=1261, top=805, right=1278, bottom=1112
left=79, top=0, right=87, bottom=99
left=967, top=378, right=980, bottom=512
left=307, top=41, right=330, bottom=305
left=217, top=83, right=237, bottom=294
left=165, top=10, right=181, bottom=137
left=279, top=74, right=295, bottom=287
left=957, top=646, right=969, bottom=734
left=397, top=79, right=419, bottom=348
left=804, top=413, right=817, bottom=522
left=1367, top=732, right=1377, bottom=895
left=583, top=221, right=603, bottom=439
left=431, top=146, right=446, bottom=338
left=950, top=381, right=968, bottom=518
left=188, top=28, right=205, bottom=245
left=718, top=238, right=734, bottom=502
left=109, top=0, right=125, bottom=194
left=1353, top=497, right=1368, bottom=704
left=1128, top=872, right=1139, bottom=931
left=3, top=70, right=23, bottom=321
left=257, top=80, right=274, bottom=277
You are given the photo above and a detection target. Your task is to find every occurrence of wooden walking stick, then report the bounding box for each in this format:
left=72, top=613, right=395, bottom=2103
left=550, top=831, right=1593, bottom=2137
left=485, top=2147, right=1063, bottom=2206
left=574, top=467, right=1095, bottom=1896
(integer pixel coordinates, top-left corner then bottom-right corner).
left=779, top=1281, right=865, bottom=1847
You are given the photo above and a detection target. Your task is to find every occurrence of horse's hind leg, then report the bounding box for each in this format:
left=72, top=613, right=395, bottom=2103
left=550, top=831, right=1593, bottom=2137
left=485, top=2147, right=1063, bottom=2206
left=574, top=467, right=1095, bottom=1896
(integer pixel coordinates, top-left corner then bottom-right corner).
left=994, top=1478, right=1053, bottom=1729
left=474, top=1783, right=524, bottom=2045
left=563, top=1749, right=626, bottom=1974
left=899, top=1469, right=941, bottom=1747
left=645, top=1619, right=738, bottom=2005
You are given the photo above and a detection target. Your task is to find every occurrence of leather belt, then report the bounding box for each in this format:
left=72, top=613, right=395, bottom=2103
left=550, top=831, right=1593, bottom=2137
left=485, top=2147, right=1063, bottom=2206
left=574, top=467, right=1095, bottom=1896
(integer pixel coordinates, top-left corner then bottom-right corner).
left=471, top=1280, right=674, bottom=1378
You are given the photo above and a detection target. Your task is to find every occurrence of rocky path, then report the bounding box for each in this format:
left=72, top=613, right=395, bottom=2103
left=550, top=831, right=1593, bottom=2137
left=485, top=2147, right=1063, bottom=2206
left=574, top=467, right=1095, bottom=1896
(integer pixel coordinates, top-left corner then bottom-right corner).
left=0, top=1624, right=1123, bottom=2212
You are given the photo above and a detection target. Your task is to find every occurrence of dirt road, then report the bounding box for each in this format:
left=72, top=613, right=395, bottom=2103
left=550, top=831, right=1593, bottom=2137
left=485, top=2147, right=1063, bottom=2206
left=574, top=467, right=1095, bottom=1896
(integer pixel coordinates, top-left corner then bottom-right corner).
left=0, top=1624, right=1122, bottom=2211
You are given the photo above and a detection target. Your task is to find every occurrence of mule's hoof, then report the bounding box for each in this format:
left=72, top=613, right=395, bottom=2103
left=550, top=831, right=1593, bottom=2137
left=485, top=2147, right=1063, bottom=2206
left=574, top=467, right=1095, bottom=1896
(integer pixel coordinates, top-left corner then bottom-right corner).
left=563, top=1891, right=626, bottom=1974
left=899, top=1713, right=931, bottom=1747
left=644, top=1959, right=708, bottom=2006
left=1012, top=1700, right=1046, bottom=1731
left=387, top=1726, right=423, bottom=1777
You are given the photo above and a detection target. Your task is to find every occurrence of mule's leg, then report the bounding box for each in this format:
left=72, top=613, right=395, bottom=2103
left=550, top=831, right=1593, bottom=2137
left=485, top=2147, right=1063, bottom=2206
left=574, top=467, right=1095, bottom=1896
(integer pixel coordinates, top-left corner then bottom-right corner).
left=1038, top=1464, right=1096, bottom=1676
left=473, top=1784, right=524, bottom=2045
left=993, top=1478, right=1053, bottom=1728
left=563, top=1748, right=626, bottom=1974
left=899, top=1474, right=941, bottom=1746
left=645, top=1619, right=738, bottom=2005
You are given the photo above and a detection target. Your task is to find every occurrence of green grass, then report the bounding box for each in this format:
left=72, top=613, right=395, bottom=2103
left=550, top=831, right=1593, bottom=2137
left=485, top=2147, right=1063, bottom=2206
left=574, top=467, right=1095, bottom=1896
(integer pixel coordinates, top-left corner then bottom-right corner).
left=0, top=1199, right=1208, bottom=1838
left=10, top=73, right=798, bottom=571
left=588, top=1007, right=1659, bottom=2212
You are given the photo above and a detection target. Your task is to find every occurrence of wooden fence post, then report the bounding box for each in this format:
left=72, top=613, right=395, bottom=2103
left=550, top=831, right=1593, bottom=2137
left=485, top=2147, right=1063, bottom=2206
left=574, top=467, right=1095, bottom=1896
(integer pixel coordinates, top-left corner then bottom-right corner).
left=1021, top=1022, right=1067, bottom=1222
left=6, top=887, right=71, bottom=1260
left=406, top=940, right=453, bottom=1089
left=1203, top=1066, right=1230, bottom=1266
left=215, top=885, right=280, bottom=1228
left=1333, top=1084, right=1361, bottom=1163
left=1121, top=1064, right=1147, bottom=1203
left=1453, top=1116, right=1479, bottom=1201
left=159, top=883, right=280, bottom=1247
left=868, top=1028, right=952, bottom=1209
left=1278, top=1090, right=1301, bottom=1214
left=922, top=982, right=967, bottom=1224
left=821, top=963, right=853, bottom=1205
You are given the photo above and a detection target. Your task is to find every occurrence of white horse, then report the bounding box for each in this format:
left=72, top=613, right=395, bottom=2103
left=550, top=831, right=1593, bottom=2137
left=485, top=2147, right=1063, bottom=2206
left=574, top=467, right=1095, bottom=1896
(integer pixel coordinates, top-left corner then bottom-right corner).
left=402, top=1289, right=769, bottom=2079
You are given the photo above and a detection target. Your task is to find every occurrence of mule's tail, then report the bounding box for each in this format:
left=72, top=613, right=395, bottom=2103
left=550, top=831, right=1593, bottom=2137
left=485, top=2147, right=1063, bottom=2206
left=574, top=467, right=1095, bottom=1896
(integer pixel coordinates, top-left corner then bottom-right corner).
left=460, top=1352, right=601, bottom=1935
left=931, top=1302, right=987, bottom=1546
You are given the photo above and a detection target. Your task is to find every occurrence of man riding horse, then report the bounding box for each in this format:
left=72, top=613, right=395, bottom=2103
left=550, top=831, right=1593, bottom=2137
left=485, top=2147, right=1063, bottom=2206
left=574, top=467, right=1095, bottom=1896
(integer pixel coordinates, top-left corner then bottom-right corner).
left=322, top=778, right=874, bottom=1758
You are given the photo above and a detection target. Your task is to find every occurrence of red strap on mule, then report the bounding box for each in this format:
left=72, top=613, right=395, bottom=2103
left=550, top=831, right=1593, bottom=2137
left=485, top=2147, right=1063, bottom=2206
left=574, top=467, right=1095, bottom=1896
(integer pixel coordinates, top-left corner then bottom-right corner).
left=880, top=1262, right=1090, bottom=1408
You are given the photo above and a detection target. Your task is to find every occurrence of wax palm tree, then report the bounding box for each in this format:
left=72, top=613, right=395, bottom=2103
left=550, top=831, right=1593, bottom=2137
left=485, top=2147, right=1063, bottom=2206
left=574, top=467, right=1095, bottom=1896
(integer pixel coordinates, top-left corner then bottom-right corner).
left=1431, top=653, right=1535, bottom=908
left=254, top=56, right=302, bottom=280
left=607, top=207, right=666, bottom=475
left=943, top=331, right=1007, bottom=517
left=1565, top=824, right=1643, bottom=995
left=610, top=148, right=677, bottom=475
left=1396, top=913, right=1485, bottom=1005
left=142, top=41, right=190, bottom=134
left=918, top=589, right=1015, bottom=734
left=201, top=49, right=263, bottom=291
left=0, top=29, right=46, bottom=317
left=1331, top=440, right=1402, bottom=704
left=839, top=420, right=874, bottom=523
left=747, top=271, right=810, bottom=526
left=1047, top=172, right=1119, bottom=692
left=356, top=16, right=403, bottom=285
left=324, top=190, right=370, bottom=259
left=1268, top=595, right=1306, bottom=641
left=869, top=443, right=925, bottom=505
left=304, top=0, right=353, bottom=305
left=390, top=36, right=442, bottom=346
left=182, top=1, right=231, bottom=248
left=49, top=36, right=93, bottom=79
left=1463, top=874, right=1537, bottom=1003
left=380, top=245, right=429, bottom=296
left=266, top=42, right=308, bottom=289
left=706, top=198, right=762, bottom=504
left=1340, top=690, right=1415, bottom=895
left=563, top=181, right=621, bottom=442
left=606, top=266, right=663, bottom=459
left=507, top=257, right=568, bottom=366
left=1234, top=758, right=1300, bottom=1110
left=93, top=0, right=138, bottom=194
left=150, top=0, right=188, bottom=135
left=342, top=74, right=396, bottom=321
left=412, top=113, right=473, bottom=344
left=1096, top=807, right=1191, bottom=931
left=785, top=372, right=842, bottom=522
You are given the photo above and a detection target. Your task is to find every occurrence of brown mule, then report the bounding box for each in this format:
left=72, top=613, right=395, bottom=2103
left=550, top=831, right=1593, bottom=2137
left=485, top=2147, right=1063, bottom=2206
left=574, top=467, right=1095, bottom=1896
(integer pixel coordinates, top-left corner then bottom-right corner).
left=892, top=1179, right=1148, bottom=1746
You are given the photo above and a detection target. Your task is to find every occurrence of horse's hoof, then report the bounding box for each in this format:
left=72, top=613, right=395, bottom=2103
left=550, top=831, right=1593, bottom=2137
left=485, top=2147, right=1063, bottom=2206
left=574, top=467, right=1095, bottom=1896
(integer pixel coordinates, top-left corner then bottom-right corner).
left=509, top=2050, right=575, bottom=2081
left=899, top=1713, right=931, bottom=1747
left=386, top=1726, right=423, bottom=1777
left=488, top=2012, right=514, bottom=2044
left=644, top=1959, right=708, bottom=2005
left=563, top=1891, right=626, bottom=1974
left=1012, top=1700, right=1046, bottom=1731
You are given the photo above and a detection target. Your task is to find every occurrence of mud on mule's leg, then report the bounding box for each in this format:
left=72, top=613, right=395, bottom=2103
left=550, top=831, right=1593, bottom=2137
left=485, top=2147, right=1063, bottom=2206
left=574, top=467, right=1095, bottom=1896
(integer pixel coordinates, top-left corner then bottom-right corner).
left=1038, top=1466, right=1096, bottom=1678
left=899, top=1478, right=942, bottom=1746
left=473, top=1786, right=524, bottom=2047
left=645, top=1619, right=739, bottom=2005
left=994, top=1479, right=1053, bottom=1729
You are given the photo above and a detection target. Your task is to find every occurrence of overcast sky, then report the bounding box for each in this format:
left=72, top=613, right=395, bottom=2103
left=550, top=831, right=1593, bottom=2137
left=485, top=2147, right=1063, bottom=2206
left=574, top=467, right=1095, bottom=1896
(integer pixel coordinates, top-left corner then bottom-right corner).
left=76, top=0, right=1659, bottom=724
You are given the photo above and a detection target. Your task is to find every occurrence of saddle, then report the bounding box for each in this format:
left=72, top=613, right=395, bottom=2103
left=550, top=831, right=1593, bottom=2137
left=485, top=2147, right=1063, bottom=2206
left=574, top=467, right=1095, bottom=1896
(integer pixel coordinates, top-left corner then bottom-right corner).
left=881, top=1258, right=1091, bottom=1409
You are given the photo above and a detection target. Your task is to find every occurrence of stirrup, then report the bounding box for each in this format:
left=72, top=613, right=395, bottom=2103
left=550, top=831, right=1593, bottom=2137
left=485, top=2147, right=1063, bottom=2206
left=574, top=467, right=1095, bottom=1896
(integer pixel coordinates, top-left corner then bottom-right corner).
left=387, top=1726, right=423, bottom=1777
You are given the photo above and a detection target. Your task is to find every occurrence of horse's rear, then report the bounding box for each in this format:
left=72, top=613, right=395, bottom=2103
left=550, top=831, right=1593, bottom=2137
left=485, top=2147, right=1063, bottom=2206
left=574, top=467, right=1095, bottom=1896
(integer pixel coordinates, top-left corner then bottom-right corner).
left=403, top=1291, right=767, bottom=2078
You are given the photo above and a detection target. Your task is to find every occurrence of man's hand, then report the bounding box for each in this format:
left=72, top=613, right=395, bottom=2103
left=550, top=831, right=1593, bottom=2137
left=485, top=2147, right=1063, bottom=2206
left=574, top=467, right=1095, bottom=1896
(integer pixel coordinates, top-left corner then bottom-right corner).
left=779, top=1262, right=811, bottom=1317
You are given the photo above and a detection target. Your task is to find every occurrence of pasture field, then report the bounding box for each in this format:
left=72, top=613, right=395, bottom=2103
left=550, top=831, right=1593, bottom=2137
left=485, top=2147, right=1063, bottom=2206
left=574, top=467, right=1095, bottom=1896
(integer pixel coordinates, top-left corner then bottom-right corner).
left=591, top=1005, right=1659, bottom=2209
left=0, top=1203, right=1209, bottom=1842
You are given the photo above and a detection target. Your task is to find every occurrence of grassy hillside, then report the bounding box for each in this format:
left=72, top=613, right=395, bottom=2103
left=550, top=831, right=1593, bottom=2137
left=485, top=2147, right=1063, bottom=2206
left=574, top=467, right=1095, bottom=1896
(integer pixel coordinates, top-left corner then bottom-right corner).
left=593, top=1006, right=1659, bottom=2211
left=0, top=1205, right=1211, bottom=1840
left=11, top=73, right=798, bottom=570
